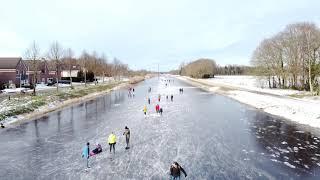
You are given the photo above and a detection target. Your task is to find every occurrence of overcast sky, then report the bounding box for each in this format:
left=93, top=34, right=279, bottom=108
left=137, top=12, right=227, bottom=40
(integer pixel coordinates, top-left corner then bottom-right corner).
left=0, top=0, right=319, bottom=71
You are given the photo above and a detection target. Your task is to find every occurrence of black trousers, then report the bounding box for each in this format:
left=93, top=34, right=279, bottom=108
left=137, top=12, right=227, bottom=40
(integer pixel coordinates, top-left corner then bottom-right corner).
left=109, top=143, right=116, bottom=153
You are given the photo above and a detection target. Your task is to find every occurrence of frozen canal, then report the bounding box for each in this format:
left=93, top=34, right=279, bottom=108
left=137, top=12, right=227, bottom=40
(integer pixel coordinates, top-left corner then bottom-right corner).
left=1, top=77, right=320, bottom=179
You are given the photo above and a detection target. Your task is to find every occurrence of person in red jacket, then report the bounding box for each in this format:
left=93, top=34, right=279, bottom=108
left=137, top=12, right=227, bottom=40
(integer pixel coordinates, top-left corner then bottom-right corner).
left=155, top=104, right=160, bottom=113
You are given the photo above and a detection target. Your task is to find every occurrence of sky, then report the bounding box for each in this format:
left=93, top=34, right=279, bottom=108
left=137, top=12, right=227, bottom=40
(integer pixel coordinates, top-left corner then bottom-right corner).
left=0, top=0, right=319, bottom=71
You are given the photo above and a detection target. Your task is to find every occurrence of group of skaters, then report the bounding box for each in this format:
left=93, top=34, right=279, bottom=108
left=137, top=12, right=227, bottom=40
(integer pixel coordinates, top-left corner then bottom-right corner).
left=82, top=126, right=131, bottom=168
left=144, top=93, right=174, bottom=117
left=179, top=88, right=184, bottom=94
left=82, top=81, right=188, bottom=179
left=128, top=87, right=135, bottom=97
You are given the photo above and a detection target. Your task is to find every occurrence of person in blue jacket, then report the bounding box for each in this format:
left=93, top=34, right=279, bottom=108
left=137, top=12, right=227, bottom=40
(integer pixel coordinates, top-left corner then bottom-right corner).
left=82, top=142, right=90, bottom=168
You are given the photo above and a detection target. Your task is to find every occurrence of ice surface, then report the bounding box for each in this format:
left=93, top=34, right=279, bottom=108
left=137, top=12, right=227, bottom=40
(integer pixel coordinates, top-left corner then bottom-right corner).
left=1, top=77, right=320, bottom=179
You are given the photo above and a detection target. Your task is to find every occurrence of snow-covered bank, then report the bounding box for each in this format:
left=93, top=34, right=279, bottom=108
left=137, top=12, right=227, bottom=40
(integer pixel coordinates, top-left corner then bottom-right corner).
left=1, top=82, right=128, bottom=126
left=177, top=76, right=320, bottom=129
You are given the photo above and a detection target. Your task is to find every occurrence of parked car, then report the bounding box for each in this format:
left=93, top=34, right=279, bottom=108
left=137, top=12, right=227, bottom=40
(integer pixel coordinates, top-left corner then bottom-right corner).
left=58, top=80, right=71, bottom=84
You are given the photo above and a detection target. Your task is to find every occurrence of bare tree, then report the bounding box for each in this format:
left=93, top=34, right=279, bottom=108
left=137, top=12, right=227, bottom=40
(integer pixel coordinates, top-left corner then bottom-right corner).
left=251, top=22, right=320, bottom=93
left=25, top=41, right=41, bottom=95
left=64, top=48, right=74, bottom=88
left=48, top=41, right=64, bottom=92
left=80, top=51, right=89, bottom=86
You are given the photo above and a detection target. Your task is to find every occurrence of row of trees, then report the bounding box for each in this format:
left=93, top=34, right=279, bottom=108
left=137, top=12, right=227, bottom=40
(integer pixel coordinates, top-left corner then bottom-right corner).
left=25, top=41, right=130, bottom=95
left=251, top=22, right=320, bottom=94
left=177, top=59, right=252, bottom=78
left=215, top=65, right=253, bottom=75
left=179, top=58, right=217, bottom=78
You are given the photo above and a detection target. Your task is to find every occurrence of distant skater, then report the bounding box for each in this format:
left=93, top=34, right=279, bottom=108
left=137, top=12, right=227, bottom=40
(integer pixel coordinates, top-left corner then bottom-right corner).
left=171, top=94, right=173, bottom=102
left=156, top=104, right=160, bottom=113
left=108, top=132, right=117, bottom=154
left=143, top=105, right=147, bottom=116
left=158, top=94, right=161, bottom=102
left=148, top=97, right=151, bottom=104
left=123, top=126, right=130, bottom=149
left=170, top=162, right=187, bottom=180
left=159, top=108, right=163, bottom=115
left=82, top=142, right=90, bottom=168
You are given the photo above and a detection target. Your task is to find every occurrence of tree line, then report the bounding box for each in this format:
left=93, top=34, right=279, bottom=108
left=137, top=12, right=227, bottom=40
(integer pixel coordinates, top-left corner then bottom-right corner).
left=251, top=22, right=320, bottom=94
left=179, top=58, right=217, bottom=78
left=25, top=41, right=131, bottom=94
left=176, top=58, right=252, bottom=78
left=215, top=65, right=253, bottom=75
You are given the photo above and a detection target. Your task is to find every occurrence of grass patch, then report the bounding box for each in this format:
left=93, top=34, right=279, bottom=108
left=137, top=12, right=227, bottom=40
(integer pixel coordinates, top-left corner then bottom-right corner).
left=0, top=96, right=46, bottom=121
left=288, top=93, right=312, bottom=98
left=0, top=82, right=122, bottom=122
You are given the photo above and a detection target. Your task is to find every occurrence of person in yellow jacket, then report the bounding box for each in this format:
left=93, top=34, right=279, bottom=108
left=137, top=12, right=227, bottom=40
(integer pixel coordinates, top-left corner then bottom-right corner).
left=143, top=105, right=147, bottom=116
left=108, top=132, right=117, bottom=154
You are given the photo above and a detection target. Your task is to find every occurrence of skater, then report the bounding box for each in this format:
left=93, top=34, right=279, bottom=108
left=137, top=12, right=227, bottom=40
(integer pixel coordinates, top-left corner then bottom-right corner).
left=123, top=126, right=130, bottom=149
left=148, top=87, right=151, bottom=93
left=159, top=107, right=163, bottom=115
left=148, top=97, right=151, bottom=104
left=170, top=162, right=187, bottom=180
left=155, top=104, right=160, bottom=113
left=143, top=105, right=147, bottom=116
left=166, top=95, right=169, bottom=100
left=158, top=94, right=161, bottom=102
left=1, top=123, right=5, bottom=128
left=90, top=143, right=102, bottom=156
left=108, top=132, right=117, bottom=154
left=171, top=94, right=173, bottom=102
left=82, top=142, right=90, bottom=168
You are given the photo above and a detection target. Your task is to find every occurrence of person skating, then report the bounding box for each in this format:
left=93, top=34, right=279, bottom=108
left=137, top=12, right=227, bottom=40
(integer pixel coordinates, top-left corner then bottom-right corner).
left=171, top=94, right=174, bottom=102
left=123, top=126, right=130, bottom=149
left=155, top=104, right=160, bottom=113
left=170, top=162, right=187, bottom=180
left=108, top=132, right=117, bottom=154
left=82, top=142, right=90, bottom=168
left=148, top=97, right=151, bottom=104
left=166, top=95, right=169, bottom=100
left=158, top=94, right=161, bottom=102
left=159, top=107, right=163, bottom=115
left=90, top=143, right=102, bottom=156
left=143, top=105, right=147, bottom=116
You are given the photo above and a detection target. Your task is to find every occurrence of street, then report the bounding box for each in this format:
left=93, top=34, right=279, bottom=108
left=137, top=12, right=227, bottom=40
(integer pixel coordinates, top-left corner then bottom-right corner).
left=1, top=77, right=320, bottom=179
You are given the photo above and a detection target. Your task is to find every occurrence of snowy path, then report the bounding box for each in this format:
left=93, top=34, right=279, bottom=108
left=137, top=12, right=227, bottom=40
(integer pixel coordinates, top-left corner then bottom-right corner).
left=1, top=77, right=320, bottom=179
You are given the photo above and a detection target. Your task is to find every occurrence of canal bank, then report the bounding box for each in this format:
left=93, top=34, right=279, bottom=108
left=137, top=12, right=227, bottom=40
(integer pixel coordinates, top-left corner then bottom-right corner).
left=1, top=76, right=146, bottom=127
left=176, top=75, right=320, bottom=129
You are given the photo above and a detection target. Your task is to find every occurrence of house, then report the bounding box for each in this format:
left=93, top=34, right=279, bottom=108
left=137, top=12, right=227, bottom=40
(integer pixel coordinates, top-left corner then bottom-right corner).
left=61, top=63, right=81, bottom=78
left=24, top=59, right=57, bottom=84
left=47, top=60, right=61, bottom=82
left=0, top=57, right=28, bottom=88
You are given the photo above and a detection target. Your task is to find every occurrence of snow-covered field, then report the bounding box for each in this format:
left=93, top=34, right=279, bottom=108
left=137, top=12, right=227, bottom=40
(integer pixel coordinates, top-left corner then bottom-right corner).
left=177, top=75, right=320, bottom=129
left=208, top=75, right=305, bottom=96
